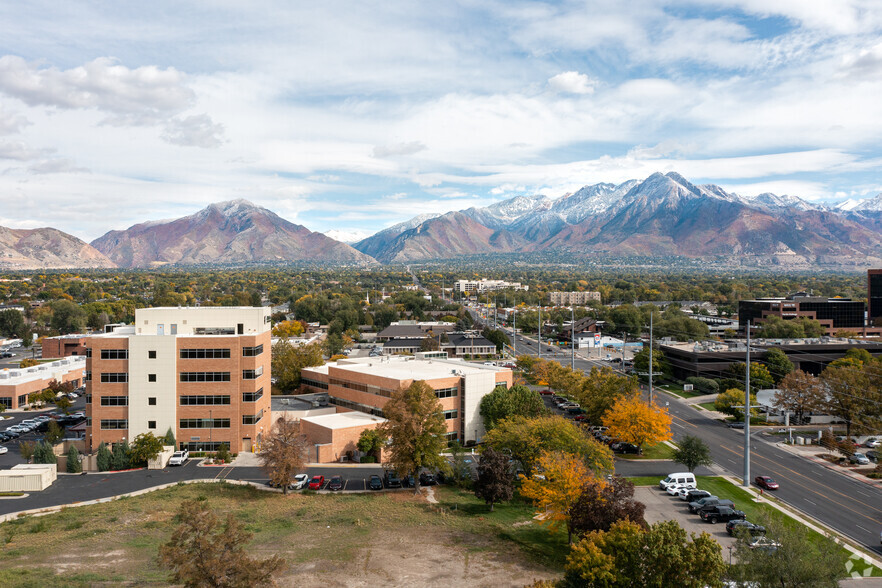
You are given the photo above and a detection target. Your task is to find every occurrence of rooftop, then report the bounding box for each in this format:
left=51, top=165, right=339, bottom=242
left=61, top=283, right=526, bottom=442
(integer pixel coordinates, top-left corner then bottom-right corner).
left=301, top=411, right=386, bottom=430
left=661, top=337, right=882, bottom=354
left=326, top=355, right=507, bottom=381
left=0, top=357, right=85, bottom=385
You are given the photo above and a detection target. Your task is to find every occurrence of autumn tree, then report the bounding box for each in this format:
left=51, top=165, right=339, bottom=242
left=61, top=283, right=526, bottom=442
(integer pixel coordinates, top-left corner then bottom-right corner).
left=774, top=370, right=824, bottom=425
left=574, top=366, right=639, bottom=424
left=474, top=447, right=513, bottom=511
left=45, top=420, right=65, bottom=444
left=520, top=450, right=596, bottom=543
left=159, top=499, right=285, bottom=587
left=271, top=340, right=324, bottom=392
left=271, top=319, right=305, bottom=338
left=483, top=415, right=613, bottom=476
left=672, top=435, right=714, bottom=473
left=715, top=388, right=757, bottom=420
left=602, top=394, right=672, bottom=452
left=419, top=336, right=440, bottom=351
left=764, top=347, right=794, bottom=385
left=259, top=416, right=309, bottom=494
left=566, top=519, right=725, bottom=588
left=479, top=384, right=547, bottom=431
left=570, top=476, right=646, bottom=537
left=821, top=357, right=882, bottom=440
left=378, top=380, right=448, bottom=494
left=18, top=440, right=36, bottom=463
left=130, top=432, right=164, bottom=466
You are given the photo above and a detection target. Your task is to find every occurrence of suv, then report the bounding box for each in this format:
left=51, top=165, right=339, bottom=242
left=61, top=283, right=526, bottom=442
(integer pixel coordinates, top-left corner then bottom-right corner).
left=700, top=506, right=746, bottom=524
left=168, top=450, right=189, bottom=466
left=727, top=520, right=766, bottom=537
left=683, top=489, right=712, bottom=502
left=419, top=472, right=436, bottom=486
left=384, top=470, right=402, bottom=488
left=369, top=474, right=384, bottom=490
left=688, top=496, right=720, bottom=513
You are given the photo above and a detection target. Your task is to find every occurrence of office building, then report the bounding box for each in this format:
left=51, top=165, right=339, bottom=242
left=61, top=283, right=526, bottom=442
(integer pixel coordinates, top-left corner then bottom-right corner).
left=870, top=269, right=882, bottom=325
left=738, top=293, right=866, bottom=335
left=0, top=357, right=85, bottom=410
left=41, top=334, right=89, bottom=358
left=84, top=307, right=272, bottom=454
left=549, top=291, right=601, bottom=305
left=454, top=279, right=527, bottom=294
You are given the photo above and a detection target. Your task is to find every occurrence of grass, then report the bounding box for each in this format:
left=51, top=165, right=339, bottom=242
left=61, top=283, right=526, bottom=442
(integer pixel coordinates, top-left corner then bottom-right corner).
left=658, top=384, right=706, bottom=399
left=617, top=442, right=676, bottom=460
left=698, top=402, right=718, bottom=411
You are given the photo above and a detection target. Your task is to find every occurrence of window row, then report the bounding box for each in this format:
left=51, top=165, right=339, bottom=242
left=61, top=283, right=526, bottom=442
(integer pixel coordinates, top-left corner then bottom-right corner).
left=180, top=395, right=231, bottom=405
left=242, top=344, right=264, bottom=357
left=179, top=372, right=231, bottom=382
left=301, top=378, right=328, bottom=390
left=180, top=348, right=231, bottom=359
left=242, top=366, right=263, bottom=380
left=328, top=378, right=394, bottom=398
left=242, top=388, right=264, bottom=402
left=180, top=418, right=230, bottom=429
left=180, top=442, right=229, bottom=452
left=434, top=386, right=458, bottom=399
left=100, top=419, right=127, bottom=430
left=100, top=349, right=128, bottom=360
left=328, top=396, right=385, bottom=418
left=100, top=396, right=128, bottom=406
left=242, top=409, right=264, bottom=425
left=100, top=372, right=128, bottom=383
left=443, top=410, right=458, bottom=420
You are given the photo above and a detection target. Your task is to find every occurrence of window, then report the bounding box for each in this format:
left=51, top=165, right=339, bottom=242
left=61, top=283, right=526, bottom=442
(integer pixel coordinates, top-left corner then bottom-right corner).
left=148, top=374, right=156, bottom=382
left=85, top=394, right=91, bottom=404
left=180, top=442, right=227, bottom=452
left=85, top=348, right=92, bottom=357
left=443, top=409, right=458, bottom=420
left=100, top=396, right=128, bottom=406
left=100, top=349, right=128, bottom=360
left=148, top=421, right=156, bottom=429
left=242, top=366, right=263, bottom=380
left=100, top=419, right=127, bottom=430
left=180, top=348, right=231, bottom=359
left=17, top=394, right=27, bottom=406
left=148, top=350, right=156, bottom=359
left=148, top=397, right=156, bottom=406
left=242, top=409, right=264, bottom=425
left=179, top=372, right=231, bottom=383
left=180, top=418, right=230, bottom=429
left=434, top=386, right=458, bottom=399
left=180, top=395, right=231, bottom=406
left=100, top=372, right=128, bottom=383
left=193, top=327, right=234, bottom=335
left=242, top=344, right=264, bottom=357
left=301, top=377, right=328, bottom=390
left=242, top=388, right=264, bottom=402
left=0, top=397, right=11, bottom=409
left=84, top=371, right=91, bottom=381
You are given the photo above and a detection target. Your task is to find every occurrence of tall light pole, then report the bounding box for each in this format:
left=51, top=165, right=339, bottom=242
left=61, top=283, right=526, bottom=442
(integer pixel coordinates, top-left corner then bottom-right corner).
left=537, top=305, right=542, bottom=360
left=512, top=308, right=517, bottom=358
left=743, top=320, right=751, bottom=487
left=571, top=306, right=575, bottom=371
left=648, top=312, right=654, bottom=406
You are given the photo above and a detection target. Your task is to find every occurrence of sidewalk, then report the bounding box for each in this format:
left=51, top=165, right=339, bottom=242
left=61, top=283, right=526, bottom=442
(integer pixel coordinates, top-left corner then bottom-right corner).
left=774, top=442, right=882, bottom=489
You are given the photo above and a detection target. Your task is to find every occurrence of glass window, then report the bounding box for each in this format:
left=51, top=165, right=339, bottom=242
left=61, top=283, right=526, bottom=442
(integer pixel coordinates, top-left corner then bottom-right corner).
left=179, top=372, right=231, bottom=383
left=180, top=348, right=231, bottom=359
left=100, top=349, right=128, bottom=360
left=100, top=372, right=128, bottom=383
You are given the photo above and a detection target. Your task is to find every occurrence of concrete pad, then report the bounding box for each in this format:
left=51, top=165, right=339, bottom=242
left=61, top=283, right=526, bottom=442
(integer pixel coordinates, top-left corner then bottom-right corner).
left=229, top=451, right=262, bottom=467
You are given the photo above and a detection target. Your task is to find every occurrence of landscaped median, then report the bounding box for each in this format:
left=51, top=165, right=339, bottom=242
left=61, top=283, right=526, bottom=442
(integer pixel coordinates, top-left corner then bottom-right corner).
left=626, top=474, right=882, bottom=578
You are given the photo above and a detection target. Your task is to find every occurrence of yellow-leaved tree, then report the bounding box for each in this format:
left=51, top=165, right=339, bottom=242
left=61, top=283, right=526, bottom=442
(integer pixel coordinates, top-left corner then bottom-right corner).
left=520, top=450, right=597, bottom=544
left=602, top=394, right=672, bottom=453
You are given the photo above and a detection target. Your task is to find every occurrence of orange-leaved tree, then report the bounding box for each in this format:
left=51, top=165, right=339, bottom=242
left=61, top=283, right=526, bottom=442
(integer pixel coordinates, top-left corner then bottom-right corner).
left=520, top=450, right=597, bottom=544
left=602, top=393, right=672, bottom=452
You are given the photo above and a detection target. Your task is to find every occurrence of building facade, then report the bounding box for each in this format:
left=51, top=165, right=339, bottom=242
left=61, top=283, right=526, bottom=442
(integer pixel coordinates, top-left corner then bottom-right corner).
left=84, top=307, right=272, bottom=454
left=549, top=291, right=601, bottom=305
left=41, top=334, right=89, bottom=359
left=738, top=294, right=866, bottom=335
left=454, top=279, right=527, bottom=294
left=870, top=269, right=882, bottom=325
left=0, top=357, right=85, bottom=410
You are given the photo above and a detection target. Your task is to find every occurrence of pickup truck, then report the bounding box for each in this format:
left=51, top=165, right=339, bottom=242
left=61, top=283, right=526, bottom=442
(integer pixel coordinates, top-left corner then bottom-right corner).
left=168, top=450, right=189, bottom=466
left=700, top=506, right=746, bottom=524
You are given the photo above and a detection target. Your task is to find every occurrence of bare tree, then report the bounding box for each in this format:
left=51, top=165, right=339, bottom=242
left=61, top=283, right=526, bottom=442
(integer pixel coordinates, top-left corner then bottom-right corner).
left=773, top=370, right=824, bottom=425
left=259, top=417, right=308, bottom=494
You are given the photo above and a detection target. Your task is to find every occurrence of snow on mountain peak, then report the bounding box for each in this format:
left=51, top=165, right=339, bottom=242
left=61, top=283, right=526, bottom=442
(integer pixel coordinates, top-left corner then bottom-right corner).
left=843, top=193, right=882, bottom=213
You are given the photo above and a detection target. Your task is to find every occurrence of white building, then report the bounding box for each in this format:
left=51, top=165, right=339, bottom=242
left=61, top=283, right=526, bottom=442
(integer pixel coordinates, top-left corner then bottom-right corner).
left=454, top=279, right=528, bottom=294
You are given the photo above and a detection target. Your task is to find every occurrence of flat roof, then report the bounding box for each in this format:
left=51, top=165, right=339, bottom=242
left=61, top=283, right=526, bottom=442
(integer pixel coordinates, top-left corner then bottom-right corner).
left=301, top=411, right=386, bottom=430
left=328, top=356, right=506, bottom=381
left=0, top=357, right=85, bottom=385
left=661, top=337, right=882, bottom=354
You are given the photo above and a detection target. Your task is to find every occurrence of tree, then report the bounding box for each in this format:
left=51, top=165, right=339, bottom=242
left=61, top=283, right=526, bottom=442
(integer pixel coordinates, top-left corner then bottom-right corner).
left=479, top=384, right=547, bottom=431
left=447, top=441, right=472, bottom=488
left=158, top=499, right=285, bottom=587
left=49, top=299, right=86, bottom=334
left=96, top=442, right=112, bottom=472
left=356, top=428, right=385, bottom=462
left=19, top=357, right=38, bottom=368
left=371, top=304, right=399, bottom=330
left=474, top=447, right=513, bottom=511
left=259, top=416, right=308, bottom=494
left=602, top=394, right=672, bottom=452
left=728, top=515, right=847, bottom=587
left=33, top=441, right=56, bottom=464
left=520, top=450, right=596, bottom=543
left=715, top=388, right=757, bottom=420
left=163, top=427, right=177, bottom=448
left=728, top=361, right=775, bottom=392
left=272, top=319, right=305, bottom=338
left=570, top=476, right=646, bottom=537
left=573, top=366, right=639, bottom=425
left=378, top=380, right=448, bottom=494
left=774, top=370, right=824, bottom=425
left=764, top=347, right=794, bottom=385
left=66, top=446, right=82, bottom=473
left=821, top=359, right=879, bottom=441
left=685, top=377, right=719, bottom=394
left=419, top=336, right=440, bottom=352
left=18, top=440, right=36, bottom=463
left=633, top=348, right=671, bottom=380
left=45, top=420, right=65, bottom=444
left=271, top=340, right=324, bottom=392
left=130, top=432, right=164, bottom=466
left=323, top=332, right=344, bottom=356
left=481, top=327, right=510, bottom=353
left=55, top=396, right=72, bottom=414
left=565, top=519, right=725, bottom=588
left=483, top=415, right=614, bottom=477
left=111, top=440, right=131, bottom=470
left=672, top=435, right=714, bottom=472
left=0, top=309, right=26, bottom=338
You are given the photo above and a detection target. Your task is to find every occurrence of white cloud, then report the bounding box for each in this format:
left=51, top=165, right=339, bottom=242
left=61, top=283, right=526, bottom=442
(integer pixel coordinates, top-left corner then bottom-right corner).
left=548, top=71, right=596, bottom=94
left=28, top=158, right=90, bottom=175
left=0, top=105, right=30, bottom=135
left=372, top=141, right=426, bottom=158
left=0, top=140, right=50, bottom=161
left=161, top=114, right=225, bottom=148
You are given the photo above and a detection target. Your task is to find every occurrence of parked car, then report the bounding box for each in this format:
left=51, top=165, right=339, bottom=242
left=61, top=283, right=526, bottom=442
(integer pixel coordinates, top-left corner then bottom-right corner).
left=2, top=429, right=19, bottom=439
left=749, top=537, right=782, bottom=552
left=291, top=474, right=309, bottom=490
left=659, top=472, right=696, bottom=491
left=850, top=453, right=870, bottom=465
left=727, top=421, right=745, bottom=429
left=611, top=442, right=640, bottom=455
left=865, top=438, right=880, bottom=448
left=328, top=476, right=344, bottom=491
left=308, top=475, right=325, bottom=490
left=754, top=475, right=779, bottom=490
left=369, top=475, right=384, bottom=490
left=419, top=472, right=436, bottom=486
left=696, top=500, right=735, bottom=516
left=700, top=506, right=746, bottom=524
left=168, top=450, right=189, bottom=466
left=683, top=489, right=712, bottom=502
left=866, top=450, right=878, bottom=463
left=727, top=520, right=766, bottom=537
left=539, top=389, right=553, bottom=395
left=384, top=470, right=402, bottom=488
left=0, top=446, right=7, bottom=455
left=0, top=433, right=10, bottom=442
left=667, top=483, right=689, bottom=496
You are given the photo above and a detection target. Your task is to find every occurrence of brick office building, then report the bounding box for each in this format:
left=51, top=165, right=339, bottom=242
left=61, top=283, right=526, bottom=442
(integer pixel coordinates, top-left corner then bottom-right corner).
left=870, top=269, right=882, bottom=325
left=84, top=307, right=272, bottom=454
left=41, top=334, right=89, bottom=359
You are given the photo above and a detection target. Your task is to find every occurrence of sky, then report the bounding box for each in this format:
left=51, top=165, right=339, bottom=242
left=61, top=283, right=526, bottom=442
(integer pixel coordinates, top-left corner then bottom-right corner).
left=1, top=1, right=882, bottom=243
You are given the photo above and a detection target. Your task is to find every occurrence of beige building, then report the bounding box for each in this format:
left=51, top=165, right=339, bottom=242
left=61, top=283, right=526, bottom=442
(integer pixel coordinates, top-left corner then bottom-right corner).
left=300, top=412, right=387, bottom=463
left=84, top=307, right=272, bottom=454
left=0, top=357, right=85, bottom=410
left=549, top=291, right=601, bottom=305
left=454, top=279, right=527, bottom=294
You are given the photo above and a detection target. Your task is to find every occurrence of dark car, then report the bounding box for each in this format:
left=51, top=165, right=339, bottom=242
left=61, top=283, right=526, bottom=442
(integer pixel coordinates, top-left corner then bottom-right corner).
left=308, top=475, right=325, bottom=490
left=401, top=474, right=415, bottom=488
left=684, top=489, right=712, bottom=503
left=419, top=472, right=436, bottom=486
left=866, top=450, right=878, bottom=463
left=328, top=476, right=344, bottom=491
left=369, top=475, right=383, bottom=490
left=727, top=520, right=766, bottom=537
left=755, top=475, right=779, bottom=490
left=696, top=499, right=735, bottom=515
left=384, top=470, right=402, bottom=488
left=727, top=421, right=745, bottom=429
left=688, top=496, right=720, bottom=513
left=700, top=506, right=746, bottom=524
left=611, top=442, right=640, bottom=455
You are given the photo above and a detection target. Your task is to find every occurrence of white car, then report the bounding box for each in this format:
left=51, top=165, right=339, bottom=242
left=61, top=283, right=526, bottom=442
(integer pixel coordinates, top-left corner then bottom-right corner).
left=676, top=486, right=695, bottom=500
left=667, top=483, right=688, bottom=496
left=0, top=446, right=7, bottom=455
left=290, top=473, right=309, bottom=490
left=168, top=450, right=189, bottom=466
left=865, top=438, right=880, bottom=448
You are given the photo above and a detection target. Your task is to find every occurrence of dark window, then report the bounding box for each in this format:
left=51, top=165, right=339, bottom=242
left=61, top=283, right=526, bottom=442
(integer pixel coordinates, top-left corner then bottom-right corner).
left=100, top=372, right=128, bottom=383
left=242, top=410, right=264, bottom=425
left=443, top=409, right=458, bottom=420
left=100, top=349, right=128, bottom=360
left=242, top=366, right=263, bottom=380
left=100, top=419, right=128, bottom=430
left=148, top=350, right=156, bottom=359
left=100, top=396, right=128, bottom=406
left=435, top=386, right=458, bottom=399
left=85, top=348, right=92, bottom=357
left=148, top=374, right=157, bottom=382
left=180, top=418, right=230, bottom=429
left=179, top=372, right=231, bottom=383
left=180, top=441, right=227, bottom=452
left=148, top=421, right=156, bottom=429
left=242, top=387, right=264, bottom=402
left=85, top=394, right=91, bottom=404
left=180, top=348, right=231, bottom=359
left=301, top=377, right=328, bottom=390
left=18, top=394, right=27, bottom=406
left=180, top=395, right=231, bottom=406
left=242, top=344, right=264, bottom=357
left=0, top=397, right=11, bottom=409
left=148, top=397, right=157, bottom=406
left=84, top=371, right=91, bottom=381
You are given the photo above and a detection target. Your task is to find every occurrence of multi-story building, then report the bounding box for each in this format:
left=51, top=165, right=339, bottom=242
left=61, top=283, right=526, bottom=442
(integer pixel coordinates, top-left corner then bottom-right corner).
left=549, top=291, right=601, bottom=306
left=738, top=293, right=868, bottom=335
left=870, top=269, right=882, bottom=325
left=0, top=357, right=85, bottom=410
left=454, top=279, right=527, bottom=294
left=301, top=354, right=513, bottom=444
left=84, top=307, right=271, bottom=454
left=41, top=334, right=89, bottom=358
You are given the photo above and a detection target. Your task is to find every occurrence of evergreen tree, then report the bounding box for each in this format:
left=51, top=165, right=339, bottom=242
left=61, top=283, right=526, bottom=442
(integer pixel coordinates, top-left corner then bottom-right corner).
left=111, top=440, right=131, bottom=470
left=96, top=442, right=112, bottom=472
left=66, top=446, right=82, bottom=473
left=33, top=441, right=56, bottom=464
left=163, top=427, right=176, bottom=448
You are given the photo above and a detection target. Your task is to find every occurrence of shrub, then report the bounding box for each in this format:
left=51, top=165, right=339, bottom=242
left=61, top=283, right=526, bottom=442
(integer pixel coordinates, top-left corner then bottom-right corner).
left=684, top=377, right=719, bottom=394
left=216, top=443, right=231, bottom=463
left=96, top=442, right=112, bottom=472
left=66, top=446, right=82, bottom=473
left=360, top=455, right=376, bottom=463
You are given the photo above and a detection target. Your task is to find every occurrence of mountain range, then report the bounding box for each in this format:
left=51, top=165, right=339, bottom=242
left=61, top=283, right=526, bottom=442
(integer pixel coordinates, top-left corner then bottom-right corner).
left=1, top=172, right=881, bottom=269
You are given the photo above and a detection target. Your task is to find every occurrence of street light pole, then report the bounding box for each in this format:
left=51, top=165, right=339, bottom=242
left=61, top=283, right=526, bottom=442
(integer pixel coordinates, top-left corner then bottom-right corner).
left=571, top=306, right=575, bottom=371
left=743, top=320, right=751, bottom=487
left=513, top=309, right=516, bottom=358
left=648, top=312, right=654, bottom=406
left=537, top=305, right=541, bottom=360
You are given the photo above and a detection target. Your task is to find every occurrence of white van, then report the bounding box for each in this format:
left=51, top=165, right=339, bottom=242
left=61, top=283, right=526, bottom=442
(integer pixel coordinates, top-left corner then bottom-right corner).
left=659, top=472, right=697, bottom=490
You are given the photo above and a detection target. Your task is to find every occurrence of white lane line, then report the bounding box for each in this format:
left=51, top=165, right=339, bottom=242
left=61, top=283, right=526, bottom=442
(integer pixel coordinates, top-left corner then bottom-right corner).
left=804, top=498, right=817, bottom=505
left=856, top=524, right=871, bottom=533
left=855, top=490, right=871, bottom=498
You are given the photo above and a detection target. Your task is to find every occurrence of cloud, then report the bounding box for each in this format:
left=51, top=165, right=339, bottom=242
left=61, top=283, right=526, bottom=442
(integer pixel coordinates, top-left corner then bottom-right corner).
left=548, top=71, right=596, bottom=94
left=372, top=141, right=426, bottom=158
left=0, top=140, right=51, bottom=161
left=0, top=55, right=194, bottom=123
left=161, top=114, right=225, bottom=148
left=0, top=106, right=30, bottom=135
left=28, top=158, right=90, bottom=175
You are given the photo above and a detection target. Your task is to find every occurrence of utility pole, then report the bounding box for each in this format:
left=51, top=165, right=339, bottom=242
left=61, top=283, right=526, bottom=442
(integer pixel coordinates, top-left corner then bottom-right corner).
left=571, top=305, right=575, bottom=370
left=744, top=320, right=751, bottom=487
left=513, top=308, right=517, bottom=358
left=537, top=305, right=542, bottom=359
left=648, top=312, right=654, bottom=405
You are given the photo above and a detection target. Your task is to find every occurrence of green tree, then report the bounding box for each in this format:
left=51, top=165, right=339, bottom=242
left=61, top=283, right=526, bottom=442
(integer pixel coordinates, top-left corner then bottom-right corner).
left=96, top=442, right=112, bottom=472
left=447, top=441, right=473, bottom=488
left=158, top=500, right=285, bottom=587
left=356, top=428, right=385, bottom=462
left=378, top=380, right=448, bottom=494
left=0, top=309, right=26, bottom=337
left=632, top=347, right=672, bottom=381
left=570, top=476, right=646, bottom=537
left=764, top=347, right=794, bottom=385
left=474, top=447, right=513, bottom=511
left=45, top=420, right=65, bottom=444
left=66, top=446, right=82, bottom=473
left=18, top=440, right=36, bottom=463
left=271, top=340, right=324, bottom=393
left=33, top=441, right=56, bottom=464
left=111, top=440, right=131, bottom=470
left=49, top=299, right=87, bottom=334
left=672, top=435, right=714, bottom=472
left=479, top=384, right=547, bottom=431
left=130, top=432, right=164, bottom=466
left=481, top=327, right=510, bottom=353
left=55, top=396, right=73, bottom=414
left=715, top=388, right=757, bottom=420
left=821, top=358, right=881, bottom=440
left=163, top=427, right=177, bottom=448
left=371, top=304, right=399, bottom=330
left=685, top=377, right=719, bottom=394
left=727, top=361, right=774, bottom=392
left=323, top=332, right=344, bottom=356
left=573, top=366, right=639, bottom=425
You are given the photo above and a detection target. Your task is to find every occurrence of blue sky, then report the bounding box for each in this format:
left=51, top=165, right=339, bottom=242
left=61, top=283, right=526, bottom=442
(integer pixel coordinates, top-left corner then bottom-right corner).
left=1, top=1, right=881, bottom=242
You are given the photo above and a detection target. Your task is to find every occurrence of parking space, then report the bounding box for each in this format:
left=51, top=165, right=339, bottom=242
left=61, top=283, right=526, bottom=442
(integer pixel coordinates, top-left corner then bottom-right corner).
left=635, top=487, right=737, bottom=556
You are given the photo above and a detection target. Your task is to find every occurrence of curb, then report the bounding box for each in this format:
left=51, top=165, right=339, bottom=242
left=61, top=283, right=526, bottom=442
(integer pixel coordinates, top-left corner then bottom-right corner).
left=774, top=443, right=882, bottom=488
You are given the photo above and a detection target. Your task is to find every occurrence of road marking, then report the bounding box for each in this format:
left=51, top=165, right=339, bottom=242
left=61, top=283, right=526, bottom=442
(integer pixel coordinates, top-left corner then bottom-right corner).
left=804, top=498, right=816, bottom=505
left=857, top=524, right=871, bottom=533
